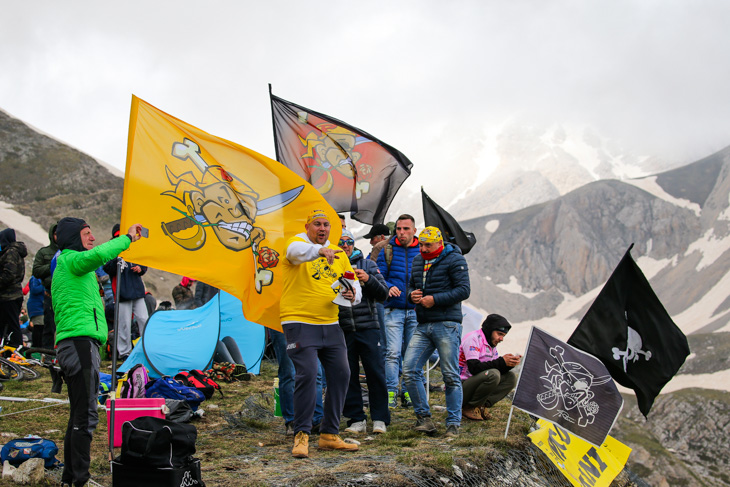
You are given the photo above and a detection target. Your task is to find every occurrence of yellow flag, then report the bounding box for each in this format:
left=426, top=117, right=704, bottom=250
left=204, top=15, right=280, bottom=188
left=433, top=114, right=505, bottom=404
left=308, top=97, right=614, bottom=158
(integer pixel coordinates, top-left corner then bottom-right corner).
left=120, top=96, right=342, bottom=331
left=528, top=419, right=632, bottom=487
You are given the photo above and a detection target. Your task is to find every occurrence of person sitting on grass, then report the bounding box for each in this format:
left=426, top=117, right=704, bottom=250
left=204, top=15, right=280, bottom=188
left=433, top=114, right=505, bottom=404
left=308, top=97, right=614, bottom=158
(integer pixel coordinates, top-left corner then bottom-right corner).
left=458, top=314, right=521, bottom=421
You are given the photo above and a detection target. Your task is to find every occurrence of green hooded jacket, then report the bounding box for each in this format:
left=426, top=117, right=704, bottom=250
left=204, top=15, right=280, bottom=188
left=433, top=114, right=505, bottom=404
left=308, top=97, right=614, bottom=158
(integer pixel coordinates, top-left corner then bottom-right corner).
left=32, top=223, right=59, bottom=290
left=52, top=235, right=131, bottom=345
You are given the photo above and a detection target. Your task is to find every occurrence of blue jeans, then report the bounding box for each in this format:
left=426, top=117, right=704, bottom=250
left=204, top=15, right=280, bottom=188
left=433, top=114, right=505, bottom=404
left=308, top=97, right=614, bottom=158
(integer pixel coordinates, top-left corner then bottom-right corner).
left=384, top=308, right=418, bottom=393
left=403, top=321, right=463, bottom=426
left=270, top=330, right=323, bottom=425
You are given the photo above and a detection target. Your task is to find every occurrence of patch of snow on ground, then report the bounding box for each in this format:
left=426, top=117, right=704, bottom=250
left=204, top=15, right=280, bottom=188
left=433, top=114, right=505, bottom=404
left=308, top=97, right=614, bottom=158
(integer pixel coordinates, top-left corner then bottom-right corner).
left=503, top=288, right=600, bottom=356
left=626, top=176, right=701, bottom=216
left=673, top=267, right=730, bottom=334
left=660, top=369, right=730, bottom=394
left=485, top=219, right=500, bottom=233
left=495, top=276, right=540, bottom=298
left=0, top=201, right=48, bottom=245
left=635, top=253, right=676, bottom=280
left=719, top=194, right=730, bottom=221
left=684, top=228, right=730, bottom=271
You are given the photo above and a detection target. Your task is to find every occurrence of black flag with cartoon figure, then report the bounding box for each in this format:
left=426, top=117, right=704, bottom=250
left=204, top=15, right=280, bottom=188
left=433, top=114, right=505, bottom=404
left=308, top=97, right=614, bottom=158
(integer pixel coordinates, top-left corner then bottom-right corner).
left=568, top=245, right=690, bottom=418
left=513, top=327, right=623, bottom=447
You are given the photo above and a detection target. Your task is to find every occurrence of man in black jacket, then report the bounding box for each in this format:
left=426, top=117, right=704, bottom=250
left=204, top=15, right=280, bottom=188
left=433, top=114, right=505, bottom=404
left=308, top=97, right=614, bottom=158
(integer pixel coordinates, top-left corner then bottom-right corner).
left=403, top=227, right=470, bottom=438
left=32, top=222, right=58, bottom=348
left=337, top=229, right=391, bottom=434
left=103, top=224, right=148, bottom=360
left=0, top=228, right=27, bottom=347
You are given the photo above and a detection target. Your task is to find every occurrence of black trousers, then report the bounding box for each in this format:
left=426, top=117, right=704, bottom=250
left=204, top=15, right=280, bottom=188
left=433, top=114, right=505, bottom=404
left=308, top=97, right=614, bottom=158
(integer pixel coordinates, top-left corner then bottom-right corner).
left=42, top=294, right=56, bottom=349
left=0, top=297, right=23, bottom=347
left=56, top=338, right=100, bottom=487
left=343, top=328, right=390, bottom=425
left=283, top=322, right=350, bottom=435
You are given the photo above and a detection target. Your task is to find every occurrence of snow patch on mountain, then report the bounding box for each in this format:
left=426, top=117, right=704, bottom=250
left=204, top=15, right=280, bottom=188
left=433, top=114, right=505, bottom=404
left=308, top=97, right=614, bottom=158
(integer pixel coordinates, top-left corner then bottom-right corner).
left=684, top=229, right=730, bottom=271
left=720, top=194, right=730, bottom=221
left=485, top=219, right=499, bottom=233
left=626, top=176, right=702, bottom=216
left=673, top=265, right=730, bottom=334
left=495, top=276, right=540, bottom=298
left=0, top=201, right=48, bottom=245
left=636, top=251, right=677, bottom=279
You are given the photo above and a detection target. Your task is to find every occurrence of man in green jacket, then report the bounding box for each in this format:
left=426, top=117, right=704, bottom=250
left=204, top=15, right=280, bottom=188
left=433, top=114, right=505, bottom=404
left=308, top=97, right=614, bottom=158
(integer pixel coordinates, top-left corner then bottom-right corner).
left=52, top=217, right=142, bottom=487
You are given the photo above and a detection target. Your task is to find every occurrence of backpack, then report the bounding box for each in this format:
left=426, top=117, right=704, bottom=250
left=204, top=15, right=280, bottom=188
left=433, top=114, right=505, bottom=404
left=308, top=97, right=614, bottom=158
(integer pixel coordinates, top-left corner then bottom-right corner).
left=120, top=416, right=197, bottom=468
left=98, top=372, right=113, bottom=405
left=207, top=362, right=250, bottom=383
left=174, top=370, right=222, bottom=400
left=1, top=437, right=61, bottom=468
left=116, top=364, right=150, bottom=399
left=145, top=376, right=206, bottom=411
left=383, top=243, right=393, bottom=270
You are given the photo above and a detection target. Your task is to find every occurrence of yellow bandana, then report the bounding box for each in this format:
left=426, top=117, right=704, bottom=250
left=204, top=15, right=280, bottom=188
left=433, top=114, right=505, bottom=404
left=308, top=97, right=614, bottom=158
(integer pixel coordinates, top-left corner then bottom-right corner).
left=306, top=209, right=329, bottom=224
left=419, top=226, right=443, bottom=243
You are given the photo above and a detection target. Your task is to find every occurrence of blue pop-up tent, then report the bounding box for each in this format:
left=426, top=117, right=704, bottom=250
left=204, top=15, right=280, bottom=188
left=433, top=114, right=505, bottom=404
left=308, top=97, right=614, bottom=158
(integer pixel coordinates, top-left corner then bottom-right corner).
left=118, top=291, right=265, bottom=377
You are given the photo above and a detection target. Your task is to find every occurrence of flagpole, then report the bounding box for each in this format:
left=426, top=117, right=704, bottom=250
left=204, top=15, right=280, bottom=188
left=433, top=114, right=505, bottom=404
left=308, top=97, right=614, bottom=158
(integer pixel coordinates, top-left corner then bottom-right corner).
left=108, top=257, right=123, bottom=461
left=268, top=84, right=281, bottom=163
left=504, top=406, right=515, bottom=439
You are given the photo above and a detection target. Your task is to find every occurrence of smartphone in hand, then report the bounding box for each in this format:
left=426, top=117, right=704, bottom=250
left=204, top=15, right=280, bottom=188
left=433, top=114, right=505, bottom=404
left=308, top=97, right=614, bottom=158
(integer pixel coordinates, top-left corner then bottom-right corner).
left=139, top=226, right=149, bottom=238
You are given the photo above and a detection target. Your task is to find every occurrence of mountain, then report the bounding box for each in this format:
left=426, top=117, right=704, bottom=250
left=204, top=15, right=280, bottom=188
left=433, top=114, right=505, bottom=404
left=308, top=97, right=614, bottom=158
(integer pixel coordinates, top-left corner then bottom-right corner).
left=461, top=145, right=730, bottom=332
left=0, top=108, right=180, bottom=300
left=435, top=120, right=684, bottom=220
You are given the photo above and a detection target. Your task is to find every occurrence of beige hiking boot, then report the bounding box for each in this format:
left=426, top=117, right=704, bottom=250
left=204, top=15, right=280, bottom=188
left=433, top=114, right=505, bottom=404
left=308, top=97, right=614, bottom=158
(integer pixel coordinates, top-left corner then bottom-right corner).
left=462, top=407, right=484, bottom=421
left=318, top=433, right=359, bottom=451
left=292, top=431, right=309, bottom=458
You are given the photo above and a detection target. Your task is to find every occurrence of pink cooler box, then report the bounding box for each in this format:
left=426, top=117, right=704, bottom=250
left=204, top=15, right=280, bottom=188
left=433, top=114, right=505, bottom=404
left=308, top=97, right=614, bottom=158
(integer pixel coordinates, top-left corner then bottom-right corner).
left=106, top=398, right=166, bottom=447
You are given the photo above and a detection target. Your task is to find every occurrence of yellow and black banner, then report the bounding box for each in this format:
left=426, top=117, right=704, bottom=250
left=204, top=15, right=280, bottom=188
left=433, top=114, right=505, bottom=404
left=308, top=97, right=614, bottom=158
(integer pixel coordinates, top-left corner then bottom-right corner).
left=528, top=419, right=631, bottom=487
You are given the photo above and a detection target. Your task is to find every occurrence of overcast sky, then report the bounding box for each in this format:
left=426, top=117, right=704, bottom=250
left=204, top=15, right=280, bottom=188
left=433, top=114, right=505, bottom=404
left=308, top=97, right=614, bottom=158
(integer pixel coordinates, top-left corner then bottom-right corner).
left=2, top=0, right=730, bottom=190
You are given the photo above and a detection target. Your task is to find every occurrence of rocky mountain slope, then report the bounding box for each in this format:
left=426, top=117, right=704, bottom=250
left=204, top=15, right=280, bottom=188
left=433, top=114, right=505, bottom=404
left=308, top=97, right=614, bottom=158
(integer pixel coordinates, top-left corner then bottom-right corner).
left=461, top=144, right=730, bottom=332
left=0, top=108, right=180, bottom=300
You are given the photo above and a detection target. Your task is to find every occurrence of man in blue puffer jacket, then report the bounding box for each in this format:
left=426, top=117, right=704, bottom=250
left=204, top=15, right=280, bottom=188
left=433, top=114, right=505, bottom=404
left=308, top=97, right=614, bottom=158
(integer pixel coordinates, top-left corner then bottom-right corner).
left=376, top=214, right=421, bottom=409
left=403, top=227, right=470, bottom=438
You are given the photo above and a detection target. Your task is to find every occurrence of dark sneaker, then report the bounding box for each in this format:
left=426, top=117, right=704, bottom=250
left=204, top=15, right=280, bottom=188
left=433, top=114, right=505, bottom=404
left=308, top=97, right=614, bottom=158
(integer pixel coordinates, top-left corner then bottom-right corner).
left=401, top=392, right=413, bottom=408
left=285, top=422, right=295, bottom=436
left=414, top=415, right=437, bottom=435
left=388, top=391, right=398, bottom=409
left=445, top=424, right=460, bottom=438
left=311, top=421, right=321, bottom=434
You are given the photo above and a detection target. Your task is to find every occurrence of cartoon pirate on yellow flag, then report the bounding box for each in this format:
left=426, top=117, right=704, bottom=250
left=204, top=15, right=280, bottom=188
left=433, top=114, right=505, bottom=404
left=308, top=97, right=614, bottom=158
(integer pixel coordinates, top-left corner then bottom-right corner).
left=121, top=96, right=342, bottom=331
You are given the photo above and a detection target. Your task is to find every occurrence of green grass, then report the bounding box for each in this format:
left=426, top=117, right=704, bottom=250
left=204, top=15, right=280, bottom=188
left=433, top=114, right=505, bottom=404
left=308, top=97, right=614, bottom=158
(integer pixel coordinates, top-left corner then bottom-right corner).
left=0, top=359, right=534, bottom=486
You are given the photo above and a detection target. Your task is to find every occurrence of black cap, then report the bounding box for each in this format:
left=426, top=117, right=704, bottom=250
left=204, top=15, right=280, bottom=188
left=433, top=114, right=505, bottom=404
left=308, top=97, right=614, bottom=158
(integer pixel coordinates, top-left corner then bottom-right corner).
left=482, top=314, right=511, bottom=335
left=112, top=223, right=121, bottom=238
left=363, top=223, right=391, bottom=239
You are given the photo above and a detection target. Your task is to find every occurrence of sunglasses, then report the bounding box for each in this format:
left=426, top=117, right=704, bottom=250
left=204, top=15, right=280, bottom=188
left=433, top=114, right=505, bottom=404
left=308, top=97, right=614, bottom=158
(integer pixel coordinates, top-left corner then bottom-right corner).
left=338, top=239, right=355, bottom=246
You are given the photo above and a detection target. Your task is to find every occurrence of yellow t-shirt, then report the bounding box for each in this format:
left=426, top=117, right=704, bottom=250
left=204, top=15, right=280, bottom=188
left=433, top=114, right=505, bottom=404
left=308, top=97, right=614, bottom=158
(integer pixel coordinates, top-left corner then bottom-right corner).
left=280, top=234, right=356, bottom=325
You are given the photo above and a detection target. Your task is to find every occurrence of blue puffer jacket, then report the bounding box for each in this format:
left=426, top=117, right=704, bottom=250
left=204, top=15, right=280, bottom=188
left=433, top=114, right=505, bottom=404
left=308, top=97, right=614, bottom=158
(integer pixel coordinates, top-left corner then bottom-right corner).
left=27, top=276, right=45, bottom=318
left=408, top=243, right=470, bottom=324
left=338, top=250, right=389, bottom=332
left=376, top=236, right=420, bottom=310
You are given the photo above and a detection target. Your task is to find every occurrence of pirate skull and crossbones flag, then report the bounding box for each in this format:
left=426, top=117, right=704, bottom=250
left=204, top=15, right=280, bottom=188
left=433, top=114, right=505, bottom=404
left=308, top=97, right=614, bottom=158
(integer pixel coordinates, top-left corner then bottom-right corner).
left=513, top=327, right=623, bottom=447
left=568, top=244, right=690, bottom=418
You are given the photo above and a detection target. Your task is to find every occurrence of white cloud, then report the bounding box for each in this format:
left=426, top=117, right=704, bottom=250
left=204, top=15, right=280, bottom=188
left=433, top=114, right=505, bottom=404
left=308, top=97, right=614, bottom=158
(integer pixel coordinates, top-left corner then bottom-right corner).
left=2, top=0, right=730, bottom=179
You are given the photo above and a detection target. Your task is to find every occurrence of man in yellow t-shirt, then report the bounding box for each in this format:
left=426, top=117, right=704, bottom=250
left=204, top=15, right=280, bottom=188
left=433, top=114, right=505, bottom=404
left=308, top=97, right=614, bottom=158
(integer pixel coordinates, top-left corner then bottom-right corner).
left=281, top=209, right=362, bottom=458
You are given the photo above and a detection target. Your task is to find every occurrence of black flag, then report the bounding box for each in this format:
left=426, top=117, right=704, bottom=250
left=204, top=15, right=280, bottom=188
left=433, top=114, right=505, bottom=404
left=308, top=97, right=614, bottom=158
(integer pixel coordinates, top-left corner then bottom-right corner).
left=512, top=327, right=623, bottom=447
left=421, top=188, right=476, bottom=254
left=270, top=86, right=413, bottom=225
left=567, top=245, right=690, bottom=417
